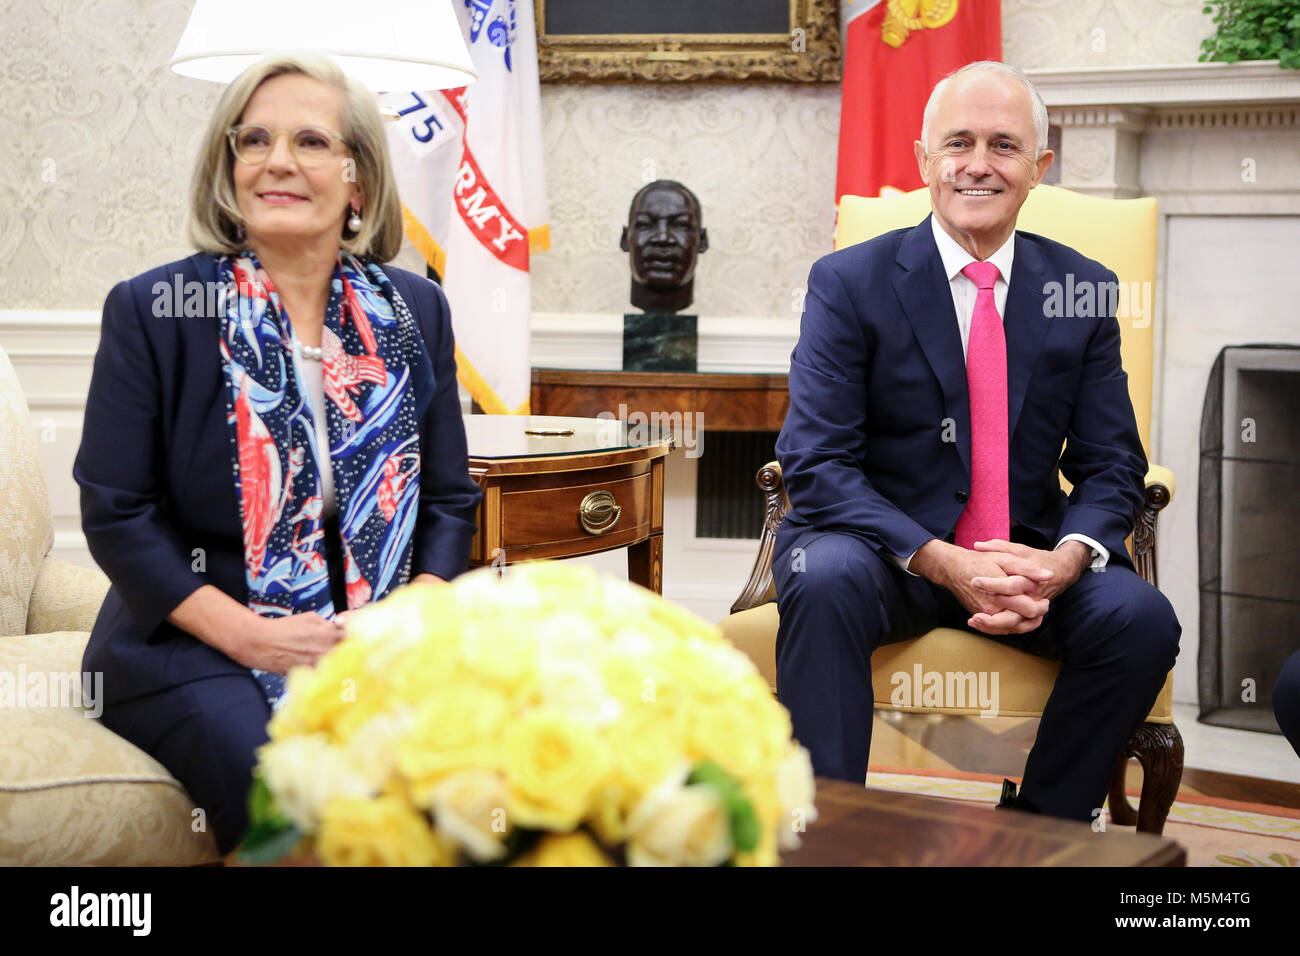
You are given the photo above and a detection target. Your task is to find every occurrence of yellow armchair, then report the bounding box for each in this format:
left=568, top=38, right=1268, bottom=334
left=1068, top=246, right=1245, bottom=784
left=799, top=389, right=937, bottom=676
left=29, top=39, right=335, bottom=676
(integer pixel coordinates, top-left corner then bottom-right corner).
left=720, top=185, right=1182, bottom=834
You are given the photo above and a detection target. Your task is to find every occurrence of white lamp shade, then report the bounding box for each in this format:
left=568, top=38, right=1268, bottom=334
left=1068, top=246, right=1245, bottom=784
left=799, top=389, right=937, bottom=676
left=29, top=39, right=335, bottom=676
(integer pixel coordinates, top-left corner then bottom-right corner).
left=170, top=0, right=476, bottom=91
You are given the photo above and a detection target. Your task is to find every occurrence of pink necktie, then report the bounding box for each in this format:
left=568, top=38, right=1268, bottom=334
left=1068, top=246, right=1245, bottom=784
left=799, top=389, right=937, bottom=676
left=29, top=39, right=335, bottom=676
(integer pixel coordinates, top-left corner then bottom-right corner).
left=954, top=260, right=1010, bottom=550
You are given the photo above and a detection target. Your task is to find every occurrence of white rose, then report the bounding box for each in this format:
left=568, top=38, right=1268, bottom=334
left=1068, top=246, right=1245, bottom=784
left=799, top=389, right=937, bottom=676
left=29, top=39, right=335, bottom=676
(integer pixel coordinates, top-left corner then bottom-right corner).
left=535, top=613, right=606, bottom=660
left=609, top=628, right=655, bottom=659
left=428, top=769, right=512, bottom=863
left=537, top=658, right=622, bottom=727
left=345, top=588, right=430, bottom=657
left=257, top=734, right=371, bottom=832
left=689, top=638, right=760, bottom=690
left=626, top=767, right=733, bottom=867
left=775, top=745, right=818, bottom=850
left=344, top=709, right=412, bottom=790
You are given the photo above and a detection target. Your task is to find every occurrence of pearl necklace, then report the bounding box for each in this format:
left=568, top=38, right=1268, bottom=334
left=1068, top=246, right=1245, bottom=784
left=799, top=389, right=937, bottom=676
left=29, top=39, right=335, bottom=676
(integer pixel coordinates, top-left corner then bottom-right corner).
left=296, top=341, right=324, bottom=361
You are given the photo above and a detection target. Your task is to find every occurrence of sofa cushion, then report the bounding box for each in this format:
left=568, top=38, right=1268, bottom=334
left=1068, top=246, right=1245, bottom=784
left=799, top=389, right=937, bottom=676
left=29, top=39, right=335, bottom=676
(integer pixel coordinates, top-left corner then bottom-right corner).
left=26, top=557, right=109, bottom=636
left=0, top=631, right=219, bottom=865
left=0, top=346, right=53, bottom=637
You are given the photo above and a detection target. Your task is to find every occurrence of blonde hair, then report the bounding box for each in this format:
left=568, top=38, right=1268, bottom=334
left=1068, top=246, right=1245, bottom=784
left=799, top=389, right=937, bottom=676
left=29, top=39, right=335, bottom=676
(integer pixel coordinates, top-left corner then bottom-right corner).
left=187, top=53, right=403, bottom=261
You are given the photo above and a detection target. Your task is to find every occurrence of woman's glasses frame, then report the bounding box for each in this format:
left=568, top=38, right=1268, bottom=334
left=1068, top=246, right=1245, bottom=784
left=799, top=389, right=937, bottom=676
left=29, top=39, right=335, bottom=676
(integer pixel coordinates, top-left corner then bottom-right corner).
left=227, top=124, right=353, bottom=168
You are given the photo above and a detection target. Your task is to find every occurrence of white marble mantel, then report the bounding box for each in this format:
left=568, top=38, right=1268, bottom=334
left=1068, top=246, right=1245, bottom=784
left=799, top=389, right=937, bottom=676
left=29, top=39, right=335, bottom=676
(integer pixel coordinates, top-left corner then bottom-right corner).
left=1029, top=61, right=1300, bottom=108
left=1026, top=61, right=1300, bottom=203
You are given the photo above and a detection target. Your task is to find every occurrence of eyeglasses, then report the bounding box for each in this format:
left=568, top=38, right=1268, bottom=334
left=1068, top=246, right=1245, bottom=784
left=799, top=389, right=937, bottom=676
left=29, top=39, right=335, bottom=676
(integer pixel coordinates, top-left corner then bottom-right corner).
left=227, top=125, right=352, bottom=167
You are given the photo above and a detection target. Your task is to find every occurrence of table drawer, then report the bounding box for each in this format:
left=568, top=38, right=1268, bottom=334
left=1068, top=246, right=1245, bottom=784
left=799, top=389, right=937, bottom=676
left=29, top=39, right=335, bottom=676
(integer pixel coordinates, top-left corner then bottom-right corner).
left=501, top=472, right=651, bottom=551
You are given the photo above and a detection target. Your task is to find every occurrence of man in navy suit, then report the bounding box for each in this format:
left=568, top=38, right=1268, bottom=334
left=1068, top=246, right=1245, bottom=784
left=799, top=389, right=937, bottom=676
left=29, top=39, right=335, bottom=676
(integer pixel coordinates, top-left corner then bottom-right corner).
left=773, top=61, right=1180, bottom=821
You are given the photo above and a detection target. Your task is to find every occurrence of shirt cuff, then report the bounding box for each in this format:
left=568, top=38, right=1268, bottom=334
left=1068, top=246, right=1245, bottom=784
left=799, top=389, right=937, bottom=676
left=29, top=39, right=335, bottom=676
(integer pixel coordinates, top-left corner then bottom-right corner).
left=1056, top=533, right=1109, bottom=570
left=892, top=548, right=923, bottom=577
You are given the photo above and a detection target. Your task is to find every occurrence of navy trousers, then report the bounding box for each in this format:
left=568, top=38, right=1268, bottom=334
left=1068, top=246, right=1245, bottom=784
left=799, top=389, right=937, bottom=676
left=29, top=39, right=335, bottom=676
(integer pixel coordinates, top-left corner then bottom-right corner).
left=101, top=673, right=271, bottom=855
left=1275, top=651, right=1300, bottom=759
left=772, top=525, right=1181, bottom=822
left=99, top=514, right=349, bottom=856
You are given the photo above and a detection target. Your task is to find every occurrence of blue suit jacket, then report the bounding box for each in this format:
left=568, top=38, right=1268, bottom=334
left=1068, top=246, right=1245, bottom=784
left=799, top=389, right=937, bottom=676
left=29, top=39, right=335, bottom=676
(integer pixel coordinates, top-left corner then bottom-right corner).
left=75, top=252, right=483, bottom=704
left=775, top=215, right=1148, bottom=573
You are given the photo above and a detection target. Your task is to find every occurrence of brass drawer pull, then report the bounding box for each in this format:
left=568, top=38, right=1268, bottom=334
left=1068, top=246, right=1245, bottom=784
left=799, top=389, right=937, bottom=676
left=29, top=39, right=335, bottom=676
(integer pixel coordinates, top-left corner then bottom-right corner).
left=579, top=490, right=621, bottom=535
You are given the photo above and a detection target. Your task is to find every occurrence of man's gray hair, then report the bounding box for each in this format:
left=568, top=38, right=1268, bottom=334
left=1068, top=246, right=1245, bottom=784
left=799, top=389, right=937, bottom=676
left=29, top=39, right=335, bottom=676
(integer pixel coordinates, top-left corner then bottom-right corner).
left=919, top=60, right=1049, bottom=158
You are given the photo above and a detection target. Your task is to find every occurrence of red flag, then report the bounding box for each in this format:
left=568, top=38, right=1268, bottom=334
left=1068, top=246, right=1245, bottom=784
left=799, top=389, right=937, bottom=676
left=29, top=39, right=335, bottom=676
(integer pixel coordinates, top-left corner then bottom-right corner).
left=836, top=0, right=1002, bottom=202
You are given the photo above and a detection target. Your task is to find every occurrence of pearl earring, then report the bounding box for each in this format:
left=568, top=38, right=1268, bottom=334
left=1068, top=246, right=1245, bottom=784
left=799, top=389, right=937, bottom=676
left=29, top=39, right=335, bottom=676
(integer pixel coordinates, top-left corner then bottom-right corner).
left=347, top=206, right=363, bottom=232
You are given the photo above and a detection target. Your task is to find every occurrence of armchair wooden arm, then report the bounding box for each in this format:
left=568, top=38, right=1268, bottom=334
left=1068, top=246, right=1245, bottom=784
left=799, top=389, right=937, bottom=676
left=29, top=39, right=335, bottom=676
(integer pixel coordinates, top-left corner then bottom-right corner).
left=730, top=462, right=790, bottom=614
left=1134, top=465, right=1175, bottom=588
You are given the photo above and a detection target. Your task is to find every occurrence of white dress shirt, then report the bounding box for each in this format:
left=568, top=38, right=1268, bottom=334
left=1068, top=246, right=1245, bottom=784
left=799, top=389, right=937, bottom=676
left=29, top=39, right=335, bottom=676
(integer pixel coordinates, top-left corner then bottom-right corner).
left=890, top=218, right=1109, bottom=574
left=297, top=346, right=338, bottom=520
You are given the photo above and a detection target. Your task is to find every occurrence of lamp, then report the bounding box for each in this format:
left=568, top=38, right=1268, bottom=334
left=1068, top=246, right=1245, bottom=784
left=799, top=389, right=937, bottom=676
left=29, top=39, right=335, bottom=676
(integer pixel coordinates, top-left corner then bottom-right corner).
left=169, top=0, right=476, bottom=91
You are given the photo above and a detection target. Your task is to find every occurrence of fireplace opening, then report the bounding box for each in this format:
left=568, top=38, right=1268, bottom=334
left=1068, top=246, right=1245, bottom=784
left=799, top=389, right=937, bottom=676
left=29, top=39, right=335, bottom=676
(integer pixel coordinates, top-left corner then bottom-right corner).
left=1198, top=345, right=1300, bottom=733
left=695, top=431, right=779, bottom=539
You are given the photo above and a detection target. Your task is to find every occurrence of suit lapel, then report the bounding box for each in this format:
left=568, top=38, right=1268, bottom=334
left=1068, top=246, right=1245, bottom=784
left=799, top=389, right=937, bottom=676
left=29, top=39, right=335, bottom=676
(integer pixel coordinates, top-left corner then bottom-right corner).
left=1003, top=233, right=1053, bottom=440
left=893, top=216, right=970, bottom=476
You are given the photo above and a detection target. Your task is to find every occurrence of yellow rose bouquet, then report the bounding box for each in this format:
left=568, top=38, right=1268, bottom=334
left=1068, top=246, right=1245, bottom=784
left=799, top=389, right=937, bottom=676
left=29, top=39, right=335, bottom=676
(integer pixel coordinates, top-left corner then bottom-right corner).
left=239, top=562, right=816, bottom=866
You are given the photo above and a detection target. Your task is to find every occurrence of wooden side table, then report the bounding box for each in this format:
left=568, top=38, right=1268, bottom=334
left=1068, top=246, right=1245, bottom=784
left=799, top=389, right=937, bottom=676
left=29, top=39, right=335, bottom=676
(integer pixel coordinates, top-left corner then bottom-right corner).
left=464, top=415, right=673, bottom=593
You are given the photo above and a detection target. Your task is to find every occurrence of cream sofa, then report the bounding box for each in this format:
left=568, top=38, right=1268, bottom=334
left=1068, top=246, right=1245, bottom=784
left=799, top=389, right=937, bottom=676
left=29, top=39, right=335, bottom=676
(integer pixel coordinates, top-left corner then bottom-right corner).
left=0, top=344, right=219, bottom=865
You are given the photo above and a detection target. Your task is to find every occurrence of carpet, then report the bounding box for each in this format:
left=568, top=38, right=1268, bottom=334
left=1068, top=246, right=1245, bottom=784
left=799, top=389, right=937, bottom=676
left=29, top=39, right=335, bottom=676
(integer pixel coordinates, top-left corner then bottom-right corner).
left=865, top=764, right=1300, bottom=867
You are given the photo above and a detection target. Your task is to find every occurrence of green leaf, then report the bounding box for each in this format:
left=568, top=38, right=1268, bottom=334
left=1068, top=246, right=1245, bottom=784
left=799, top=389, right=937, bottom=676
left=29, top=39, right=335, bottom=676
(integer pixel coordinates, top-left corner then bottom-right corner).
left=688, top=760, right=762, bottom=858
left=236, top=820, right=303, bottom=865
left=729, top=802, right=761, bottom=853
left=238, top=774, right=302, bottom=863
left=686, top=759, right=731, bottom=791
left=247, top=773, right=277, bottom=826
left=1202, top=0, right=1300, bottom=62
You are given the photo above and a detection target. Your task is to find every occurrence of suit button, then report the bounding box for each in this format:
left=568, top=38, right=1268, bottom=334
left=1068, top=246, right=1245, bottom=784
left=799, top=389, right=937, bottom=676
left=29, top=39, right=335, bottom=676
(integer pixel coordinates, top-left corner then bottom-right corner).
left=955, top=491, right=969, bottom=503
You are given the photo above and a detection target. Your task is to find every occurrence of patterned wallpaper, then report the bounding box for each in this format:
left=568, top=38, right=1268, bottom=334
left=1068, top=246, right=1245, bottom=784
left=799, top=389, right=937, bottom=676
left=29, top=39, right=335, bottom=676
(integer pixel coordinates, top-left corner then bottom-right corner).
left=1003, top=0, right=1213, bottom=68
left=530, top=82, right=839, bottom=319
left=2, top=0, right=1212, bottom=315
left=1, top=0, right=223, bottom=310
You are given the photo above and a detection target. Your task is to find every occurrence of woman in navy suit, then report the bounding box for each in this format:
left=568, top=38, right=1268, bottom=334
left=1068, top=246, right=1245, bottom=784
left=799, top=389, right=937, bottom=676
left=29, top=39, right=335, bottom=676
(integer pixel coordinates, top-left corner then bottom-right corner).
left=74, top=53, right=482, bottom=858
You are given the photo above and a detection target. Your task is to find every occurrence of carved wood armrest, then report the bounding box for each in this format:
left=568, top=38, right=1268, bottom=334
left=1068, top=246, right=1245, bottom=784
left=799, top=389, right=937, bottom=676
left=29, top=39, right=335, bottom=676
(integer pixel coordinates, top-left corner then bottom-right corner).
left=1133, top=464, right=1175, bottom=588
left=730, top=461, right=790, bottom=614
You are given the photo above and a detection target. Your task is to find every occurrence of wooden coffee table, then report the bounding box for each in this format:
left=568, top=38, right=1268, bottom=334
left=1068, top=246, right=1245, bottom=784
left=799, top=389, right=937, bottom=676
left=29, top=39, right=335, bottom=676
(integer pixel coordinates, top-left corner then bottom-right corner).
left=783, top=779, right=1185, bottom=866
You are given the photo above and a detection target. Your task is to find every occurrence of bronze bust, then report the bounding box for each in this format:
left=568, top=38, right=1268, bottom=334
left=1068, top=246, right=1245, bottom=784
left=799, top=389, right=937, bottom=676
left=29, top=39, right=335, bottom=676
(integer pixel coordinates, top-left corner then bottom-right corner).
left=620, top=180, right=708, bottom=314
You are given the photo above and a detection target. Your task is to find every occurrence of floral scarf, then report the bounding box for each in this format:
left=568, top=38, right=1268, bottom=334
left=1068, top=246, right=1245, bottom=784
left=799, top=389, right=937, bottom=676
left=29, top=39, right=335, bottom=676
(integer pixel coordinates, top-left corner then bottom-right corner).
left=217, top=250, right=427, bottom=706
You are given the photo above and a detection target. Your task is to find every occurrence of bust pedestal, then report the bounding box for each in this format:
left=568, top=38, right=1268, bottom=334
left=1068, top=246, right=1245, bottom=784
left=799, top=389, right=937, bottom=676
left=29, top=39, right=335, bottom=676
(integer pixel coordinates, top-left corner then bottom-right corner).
left=622, top=313, right=697, bottom=372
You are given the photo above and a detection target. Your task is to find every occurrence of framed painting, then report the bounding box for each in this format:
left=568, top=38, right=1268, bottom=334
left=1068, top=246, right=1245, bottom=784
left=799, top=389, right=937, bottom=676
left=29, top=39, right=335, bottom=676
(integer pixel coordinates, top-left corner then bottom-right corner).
left=533, top=0, right=842, bottom=82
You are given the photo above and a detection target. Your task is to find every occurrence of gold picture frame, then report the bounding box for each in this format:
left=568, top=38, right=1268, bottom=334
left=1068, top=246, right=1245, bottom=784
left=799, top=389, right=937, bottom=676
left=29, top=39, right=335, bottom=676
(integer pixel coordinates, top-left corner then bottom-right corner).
left=534, top=0, right=843, bottom=83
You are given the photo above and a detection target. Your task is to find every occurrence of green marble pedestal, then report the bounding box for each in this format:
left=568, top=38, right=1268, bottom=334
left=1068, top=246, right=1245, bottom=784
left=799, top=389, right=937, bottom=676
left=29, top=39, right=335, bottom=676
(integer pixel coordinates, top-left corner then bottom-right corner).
left=622, top=313, right=697, bottom=372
